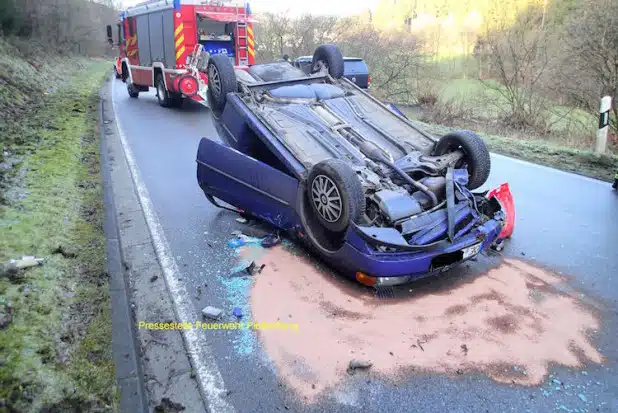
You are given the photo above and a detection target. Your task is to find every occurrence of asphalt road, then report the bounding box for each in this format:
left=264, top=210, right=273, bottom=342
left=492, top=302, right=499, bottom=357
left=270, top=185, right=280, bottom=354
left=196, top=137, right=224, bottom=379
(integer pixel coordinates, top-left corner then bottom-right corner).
left=111, top=81, right=618, bottom=413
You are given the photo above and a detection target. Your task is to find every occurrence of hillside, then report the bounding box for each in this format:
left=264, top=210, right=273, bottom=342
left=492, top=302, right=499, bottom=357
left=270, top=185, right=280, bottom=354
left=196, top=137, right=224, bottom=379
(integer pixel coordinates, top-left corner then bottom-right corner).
left=0, top=35, right=119, bottom=412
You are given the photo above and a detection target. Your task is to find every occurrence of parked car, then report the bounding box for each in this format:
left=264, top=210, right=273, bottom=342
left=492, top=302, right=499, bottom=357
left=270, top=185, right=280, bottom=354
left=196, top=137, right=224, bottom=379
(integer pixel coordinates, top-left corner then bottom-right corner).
left=294, top=55, right=370, bottom=89
left=197, top=44, right=515, bottom=286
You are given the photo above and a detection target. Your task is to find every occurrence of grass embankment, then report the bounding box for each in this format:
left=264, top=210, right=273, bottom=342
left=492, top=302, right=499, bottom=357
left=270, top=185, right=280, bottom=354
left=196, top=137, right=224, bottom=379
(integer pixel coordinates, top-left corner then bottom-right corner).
left=0, top=37, right=118, bottom=412
left=395, top=66, right=618, bottom=181
left=410, top=118, right=618, bottom=182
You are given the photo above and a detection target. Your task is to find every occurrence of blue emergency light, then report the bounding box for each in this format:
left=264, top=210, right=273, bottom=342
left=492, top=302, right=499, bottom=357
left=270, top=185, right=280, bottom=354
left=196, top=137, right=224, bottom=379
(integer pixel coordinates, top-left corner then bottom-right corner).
left=173, top=0, right=180, bottom=10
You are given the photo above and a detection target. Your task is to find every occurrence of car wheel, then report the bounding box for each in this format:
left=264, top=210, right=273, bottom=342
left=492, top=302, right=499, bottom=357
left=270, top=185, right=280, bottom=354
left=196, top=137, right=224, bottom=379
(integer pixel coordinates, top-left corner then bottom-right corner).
left=311, top=44, right=345, bottom=79
left=307, top=159, right=365, bottom=233
left=433, top=130, right=491, bottom=190
left=207, top=54, right=237, bottom=112
left=127, top=82, right=139, bottom=98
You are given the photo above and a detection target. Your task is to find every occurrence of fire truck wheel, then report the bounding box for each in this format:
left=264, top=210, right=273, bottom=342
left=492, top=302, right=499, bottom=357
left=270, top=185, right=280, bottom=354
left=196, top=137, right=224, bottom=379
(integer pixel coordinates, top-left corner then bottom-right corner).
left=156, top=74, right=175, bottom=108
left=207, top=54, right=237, bottom=111
left=311, top=44, right=345, bottom=79
left=127, top=83, right=139, bottom=98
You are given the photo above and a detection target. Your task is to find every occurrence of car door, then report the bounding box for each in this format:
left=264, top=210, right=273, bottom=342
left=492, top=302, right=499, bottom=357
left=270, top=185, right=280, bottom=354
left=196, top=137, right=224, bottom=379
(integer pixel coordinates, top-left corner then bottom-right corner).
left=196, top=138, right=300, bottom=229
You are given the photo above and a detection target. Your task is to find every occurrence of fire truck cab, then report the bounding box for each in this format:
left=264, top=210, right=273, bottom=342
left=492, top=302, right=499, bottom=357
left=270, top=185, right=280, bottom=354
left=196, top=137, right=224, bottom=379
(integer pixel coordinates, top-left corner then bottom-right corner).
left=107, top=0, right=255, bottom=108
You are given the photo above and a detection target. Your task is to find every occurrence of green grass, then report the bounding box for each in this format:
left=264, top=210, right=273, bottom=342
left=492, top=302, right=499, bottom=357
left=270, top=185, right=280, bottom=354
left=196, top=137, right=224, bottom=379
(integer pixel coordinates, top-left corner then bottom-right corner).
left=0, top=57, right=118, bottom=412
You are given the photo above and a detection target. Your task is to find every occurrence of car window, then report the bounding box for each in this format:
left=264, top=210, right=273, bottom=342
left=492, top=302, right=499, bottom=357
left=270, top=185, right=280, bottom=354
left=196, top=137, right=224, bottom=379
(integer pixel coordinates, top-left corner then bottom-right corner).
left=344, top=59, right=368, bottom=75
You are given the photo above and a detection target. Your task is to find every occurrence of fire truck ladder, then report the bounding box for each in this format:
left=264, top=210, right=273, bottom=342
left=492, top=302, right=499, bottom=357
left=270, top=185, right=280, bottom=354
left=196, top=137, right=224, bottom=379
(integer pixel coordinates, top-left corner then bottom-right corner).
left=236, top=6, right=249, bottom=66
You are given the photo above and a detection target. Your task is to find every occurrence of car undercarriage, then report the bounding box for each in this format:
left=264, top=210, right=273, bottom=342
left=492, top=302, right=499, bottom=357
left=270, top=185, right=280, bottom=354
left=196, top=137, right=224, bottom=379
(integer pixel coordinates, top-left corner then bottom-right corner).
left=197, top=44, right=514, bottom=284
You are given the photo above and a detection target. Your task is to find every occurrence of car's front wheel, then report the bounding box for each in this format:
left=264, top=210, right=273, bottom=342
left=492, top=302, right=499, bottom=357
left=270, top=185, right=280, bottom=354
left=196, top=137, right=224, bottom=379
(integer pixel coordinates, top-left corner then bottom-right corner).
left=306, top=159, right=365, bottom=233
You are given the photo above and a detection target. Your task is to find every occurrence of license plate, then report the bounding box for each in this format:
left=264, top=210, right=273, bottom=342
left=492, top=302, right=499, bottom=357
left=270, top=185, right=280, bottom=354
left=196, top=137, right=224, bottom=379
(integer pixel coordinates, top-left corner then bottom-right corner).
left=462, top=242, right=482, bottom=260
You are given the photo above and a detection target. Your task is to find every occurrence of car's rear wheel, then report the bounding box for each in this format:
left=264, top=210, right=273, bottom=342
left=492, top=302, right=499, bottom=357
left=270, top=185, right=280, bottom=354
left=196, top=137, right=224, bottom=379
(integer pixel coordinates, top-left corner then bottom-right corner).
left=311, top=44, right=345, bottom=79
left=207, top=54, right=237, bottom=112
left=306, top=159, right=365, bottom=233
left=433, top=130, right=491, bottom=190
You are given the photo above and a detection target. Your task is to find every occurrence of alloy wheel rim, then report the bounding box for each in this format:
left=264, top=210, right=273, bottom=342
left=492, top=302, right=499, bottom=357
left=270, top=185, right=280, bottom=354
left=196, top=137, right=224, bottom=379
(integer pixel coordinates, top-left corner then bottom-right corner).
left=311, top=175, right=342, bottom=222
left=208, top=64, right=221, bottom=98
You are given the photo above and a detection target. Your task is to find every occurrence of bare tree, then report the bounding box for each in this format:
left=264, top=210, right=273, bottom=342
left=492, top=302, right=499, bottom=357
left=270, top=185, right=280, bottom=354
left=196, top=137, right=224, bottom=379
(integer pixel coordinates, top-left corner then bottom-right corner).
left=480, top=6, right=555, bottom=132
left=253, top=12, right=292, bottom=62
left=1, top=0, right=118, bottom=56
left=336, top=19, right=425, bottom=103
left=559, top=0, right=618, bottom=135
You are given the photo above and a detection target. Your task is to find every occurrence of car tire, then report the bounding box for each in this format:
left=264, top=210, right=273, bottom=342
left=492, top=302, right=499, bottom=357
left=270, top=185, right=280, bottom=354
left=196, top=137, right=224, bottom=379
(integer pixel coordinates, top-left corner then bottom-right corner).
left=207, top=54, right=237, bottom=112
left=307, top=159, right=365, bottom=233
left=433, top=130, right=491, bottom=190
left=312, top=44, right=345, bottom=79
left=127, top=82, right=139, bottom=98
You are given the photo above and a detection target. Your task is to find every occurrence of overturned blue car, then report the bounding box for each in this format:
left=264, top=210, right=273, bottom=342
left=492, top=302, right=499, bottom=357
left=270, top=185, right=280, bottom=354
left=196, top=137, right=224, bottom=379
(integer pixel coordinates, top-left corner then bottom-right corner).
left=197, top=44, right=513, bottom=286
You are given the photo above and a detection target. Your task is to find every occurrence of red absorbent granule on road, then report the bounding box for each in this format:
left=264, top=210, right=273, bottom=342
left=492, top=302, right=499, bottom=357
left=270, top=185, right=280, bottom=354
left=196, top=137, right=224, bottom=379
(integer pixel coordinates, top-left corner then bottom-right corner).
left=250, top=246, right=604, bottom=401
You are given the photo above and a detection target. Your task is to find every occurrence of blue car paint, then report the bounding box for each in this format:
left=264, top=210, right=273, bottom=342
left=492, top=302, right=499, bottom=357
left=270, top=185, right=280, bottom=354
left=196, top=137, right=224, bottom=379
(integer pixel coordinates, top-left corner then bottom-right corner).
left=197, top=135, right=503, bottom=280
left=223, top=95, right=306, bottom=179
left=196, top=96, right=504, bottom=282
left=197, top=138, right=300, bottom=230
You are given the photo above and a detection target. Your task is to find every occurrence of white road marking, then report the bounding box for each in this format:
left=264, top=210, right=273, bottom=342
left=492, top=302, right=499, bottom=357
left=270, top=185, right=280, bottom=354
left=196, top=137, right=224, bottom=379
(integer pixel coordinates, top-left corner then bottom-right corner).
left=110, top=78, right=235, bottom=413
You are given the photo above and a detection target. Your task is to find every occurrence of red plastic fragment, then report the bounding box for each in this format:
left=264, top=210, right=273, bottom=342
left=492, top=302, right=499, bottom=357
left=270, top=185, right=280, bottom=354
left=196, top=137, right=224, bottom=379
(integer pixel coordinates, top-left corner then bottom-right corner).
left=487, top=182, right=515, bottom=240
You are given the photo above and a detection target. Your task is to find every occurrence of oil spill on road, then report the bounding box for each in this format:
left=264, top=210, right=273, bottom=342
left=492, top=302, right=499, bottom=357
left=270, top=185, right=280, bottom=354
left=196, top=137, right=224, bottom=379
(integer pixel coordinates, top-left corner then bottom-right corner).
left=250, top=247, right=604, bottom=401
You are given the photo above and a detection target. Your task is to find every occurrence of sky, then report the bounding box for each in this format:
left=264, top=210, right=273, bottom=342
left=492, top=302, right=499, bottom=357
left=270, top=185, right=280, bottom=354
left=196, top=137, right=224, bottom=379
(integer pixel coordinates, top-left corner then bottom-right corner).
left=119, top=0, right=378, bottom=16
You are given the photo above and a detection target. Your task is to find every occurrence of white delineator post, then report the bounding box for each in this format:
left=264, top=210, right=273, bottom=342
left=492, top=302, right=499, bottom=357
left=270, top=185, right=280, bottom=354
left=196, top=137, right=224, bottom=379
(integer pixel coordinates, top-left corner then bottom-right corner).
left=595, top=96, right=612, bottom=154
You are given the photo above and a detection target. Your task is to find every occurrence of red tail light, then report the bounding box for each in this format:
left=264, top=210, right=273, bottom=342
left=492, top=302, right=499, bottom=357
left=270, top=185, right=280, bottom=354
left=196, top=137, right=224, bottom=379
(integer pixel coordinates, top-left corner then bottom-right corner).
left=367, top=74, right=371, bottom=88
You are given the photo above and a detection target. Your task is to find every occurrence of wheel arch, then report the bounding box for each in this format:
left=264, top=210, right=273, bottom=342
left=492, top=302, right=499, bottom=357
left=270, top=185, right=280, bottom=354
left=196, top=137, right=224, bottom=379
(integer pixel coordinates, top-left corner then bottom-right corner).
left=152, top=62, right=169, bottom=89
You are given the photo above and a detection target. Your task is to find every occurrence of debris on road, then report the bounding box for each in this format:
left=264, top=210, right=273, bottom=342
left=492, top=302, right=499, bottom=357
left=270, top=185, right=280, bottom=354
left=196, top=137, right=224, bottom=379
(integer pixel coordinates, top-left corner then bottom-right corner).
left=456, top=369, right=464, bottom=375
left=347, top=359, right=373, bottom=375
left=201, top=306, right=223, bottom=320
left=461, top=344, right=468, bottom=355
left=228, top=238, right=245, bottom=248
left=154, top=397, right=185, bottom=413
left=228, top=232, right=265, bottom=248
left=232, top=307, right=243, bottom=319
left=229, top=261, right=266, bottom=278
left=236, top=217, right=248, bottom=224
left=52, top=244, right=77, bottom=258
left=150, top=275, right=158, bottom=282
left=417, top=339, right=425, bottom=351
left=261, top=234, right=281, bottom=248
left=240, top=224, right=273, bottom=239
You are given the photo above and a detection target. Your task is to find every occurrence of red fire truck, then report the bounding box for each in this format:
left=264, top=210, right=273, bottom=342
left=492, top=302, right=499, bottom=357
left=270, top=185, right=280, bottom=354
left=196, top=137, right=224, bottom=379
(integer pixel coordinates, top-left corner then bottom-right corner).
left=107, top=0, right=255, bottom=108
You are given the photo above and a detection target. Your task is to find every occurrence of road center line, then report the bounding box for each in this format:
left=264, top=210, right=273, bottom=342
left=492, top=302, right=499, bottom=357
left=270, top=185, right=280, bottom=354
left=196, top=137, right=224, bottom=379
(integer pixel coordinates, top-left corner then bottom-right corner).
left=110, top=78, right=235, bottom=413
